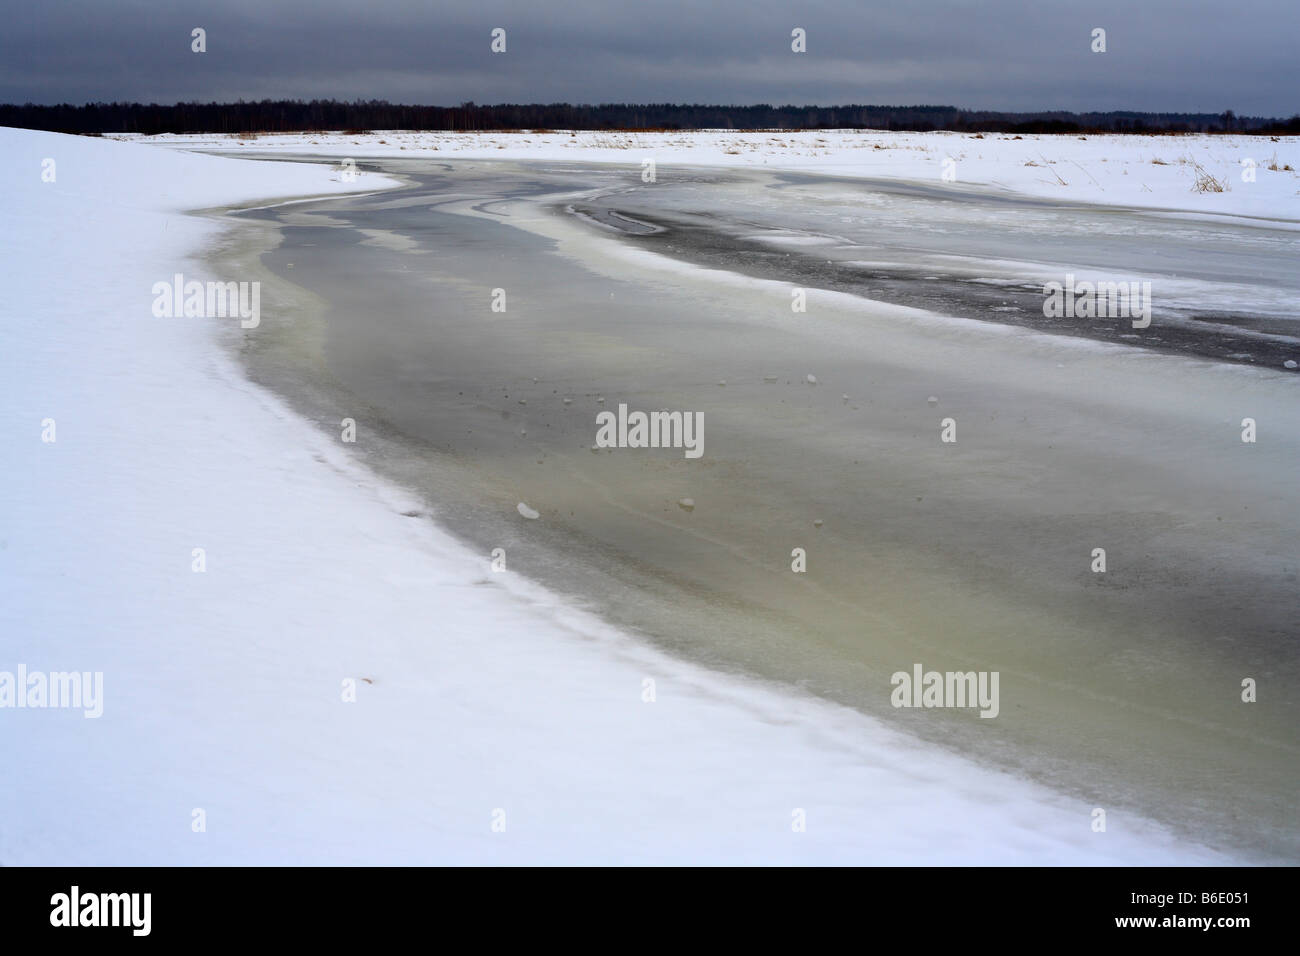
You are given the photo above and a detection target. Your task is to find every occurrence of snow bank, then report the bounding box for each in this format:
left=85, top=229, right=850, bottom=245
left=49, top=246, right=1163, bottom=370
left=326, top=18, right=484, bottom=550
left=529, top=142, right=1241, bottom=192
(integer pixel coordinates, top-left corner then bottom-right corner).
left=119, top=128, right=1300, bottom=222
left=0, top=128, right=1232, bottom=864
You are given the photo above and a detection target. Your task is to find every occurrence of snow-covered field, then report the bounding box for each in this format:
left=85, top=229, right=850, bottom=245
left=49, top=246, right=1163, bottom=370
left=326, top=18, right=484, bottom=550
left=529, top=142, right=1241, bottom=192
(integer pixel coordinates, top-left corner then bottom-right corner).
left=0, top=127, right=1245, bottom=864
left=116, top=128, right=1300, bottom=220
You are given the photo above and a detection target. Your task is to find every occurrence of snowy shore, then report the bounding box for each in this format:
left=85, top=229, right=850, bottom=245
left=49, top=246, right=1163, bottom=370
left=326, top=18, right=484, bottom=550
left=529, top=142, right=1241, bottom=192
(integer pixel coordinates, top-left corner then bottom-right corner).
left=115, top=128, right=1300, bottom=222
left=0, top=127, right=1243, bottom=864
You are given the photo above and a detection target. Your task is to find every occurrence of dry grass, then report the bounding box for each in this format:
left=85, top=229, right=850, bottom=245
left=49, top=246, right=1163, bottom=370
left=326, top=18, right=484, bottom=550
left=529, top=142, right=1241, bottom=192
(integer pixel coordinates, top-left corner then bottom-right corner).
left=1038, top=154, right=1067, bottom=185
left=1187, top=158, right=1226, bottom=193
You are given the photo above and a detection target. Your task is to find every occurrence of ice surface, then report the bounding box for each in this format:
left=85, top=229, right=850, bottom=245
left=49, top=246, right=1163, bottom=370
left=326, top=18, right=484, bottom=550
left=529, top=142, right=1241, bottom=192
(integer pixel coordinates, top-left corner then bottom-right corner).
left=0, top=128, right=1277, bottom=865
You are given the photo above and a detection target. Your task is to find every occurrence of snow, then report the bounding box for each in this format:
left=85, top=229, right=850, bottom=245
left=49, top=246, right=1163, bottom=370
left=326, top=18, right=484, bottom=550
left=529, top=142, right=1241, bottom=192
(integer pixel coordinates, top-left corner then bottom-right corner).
left=0, top=127, right=1237, bottom=864
left=116, top=128, right=1300, bottom=221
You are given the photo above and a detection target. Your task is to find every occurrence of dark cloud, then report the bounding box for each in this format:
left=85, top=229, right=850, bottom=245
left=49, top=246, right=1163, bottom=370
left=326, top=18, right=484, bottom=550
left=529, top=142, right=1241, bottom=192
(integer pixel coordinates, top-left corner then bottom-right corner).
left=0, top=0, right=1295, bottom=114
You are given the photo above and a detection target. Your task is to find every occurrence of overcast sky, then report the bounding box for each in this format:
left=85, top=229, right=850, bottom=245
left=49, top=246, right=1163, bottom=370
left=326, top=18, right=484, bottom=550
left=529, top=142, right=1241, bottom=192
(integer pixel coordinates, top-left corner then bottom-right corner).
left=1, top=0, right=1296, bottom=115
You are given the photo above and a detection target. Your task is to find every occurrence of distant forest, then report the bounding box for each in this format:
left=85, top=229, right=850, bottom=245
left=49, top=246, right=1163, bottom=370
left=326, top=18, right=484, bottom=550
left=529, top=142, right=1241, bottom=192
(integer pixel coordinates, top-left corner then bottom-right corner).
left=4, top=100, right=1299, bottom=136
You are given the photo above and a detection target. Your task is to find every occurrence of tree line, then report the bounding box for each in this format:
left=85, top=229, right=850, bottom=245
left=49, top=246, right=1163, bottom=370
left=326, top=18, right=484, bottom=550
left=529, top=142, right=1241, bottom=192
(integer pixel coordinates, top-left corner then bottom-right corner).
left=3, top=100, right=1297, bottom=136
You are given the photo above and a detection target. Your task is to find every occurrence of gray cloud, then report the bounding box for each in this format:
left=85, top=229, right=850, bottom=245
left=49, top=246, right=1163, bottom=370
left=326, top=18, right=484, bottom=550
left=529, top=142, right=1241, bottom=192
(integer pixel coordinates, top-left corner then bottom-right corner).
left=1, top=0, right=1295, bottom=115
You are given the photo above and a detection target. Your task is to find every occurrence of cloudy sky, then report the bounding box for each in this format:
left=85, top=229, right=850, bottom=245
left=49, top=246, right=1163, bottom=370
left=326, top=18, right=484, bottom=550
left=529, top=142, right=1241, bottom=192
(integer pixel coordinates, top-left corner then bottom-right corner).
left=1, top=0, right=1296, bottom=115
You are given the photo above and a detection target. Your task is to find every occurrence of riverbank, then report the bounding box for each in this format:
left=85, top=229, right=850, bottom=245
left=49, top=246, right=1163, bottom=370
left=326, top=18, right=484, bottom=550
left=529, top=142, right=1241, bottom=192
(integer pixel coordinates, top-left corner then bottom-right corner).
left=113, top=128, right=1300, bottom=222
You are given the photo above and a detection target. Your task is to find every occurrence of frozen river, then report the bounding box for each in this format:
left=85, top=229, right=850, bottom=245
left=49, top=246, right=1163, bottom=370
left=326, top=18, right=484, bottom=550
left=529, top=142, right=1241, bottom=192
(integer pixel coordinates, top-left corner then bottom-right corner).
left=219, top=157, right=1300, bottom=860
